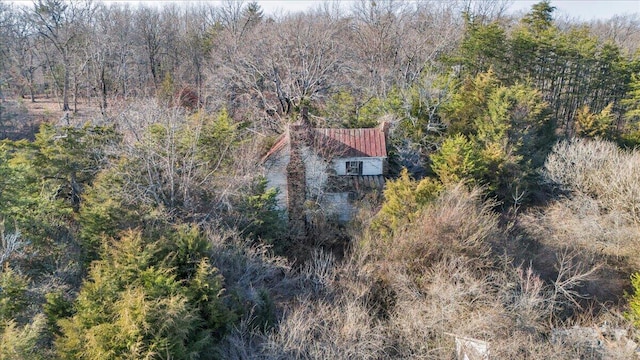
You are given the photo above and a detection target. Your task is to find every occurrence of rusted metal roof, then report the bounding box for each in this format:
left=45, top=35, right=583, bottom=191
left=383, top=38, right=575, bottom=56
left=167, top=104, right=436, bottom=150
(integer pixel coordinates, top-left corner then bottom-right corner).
left=262, top=126, right=388, bottom=162
left=262, top=134, right=288, bottom=162
left=313, top=128, right=387, bottom=158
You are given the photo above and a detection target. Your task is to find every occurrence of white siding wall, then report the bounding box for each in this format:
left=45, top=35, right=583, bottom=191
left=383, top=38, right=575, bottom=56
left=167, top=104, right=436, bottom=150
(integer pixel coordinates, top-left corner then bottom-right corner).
left=332, top=157, right=385, bottom=176
left=264, top=143, right=290, bottom=211
left=265, top=150, right=385, bottom=223
left=321, top=192, right=351, bottom=222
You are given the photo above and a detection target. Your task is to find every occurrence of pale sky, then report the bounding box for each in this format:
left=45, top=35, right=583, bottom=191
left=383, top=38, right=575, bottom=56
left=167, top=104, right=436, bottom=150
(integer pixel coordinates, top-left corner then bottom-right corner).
left=10, top=0, right=640, bottom=21
left=508, top=0, right=640, bottom=20
left=254, top=0, right=639, bottom=20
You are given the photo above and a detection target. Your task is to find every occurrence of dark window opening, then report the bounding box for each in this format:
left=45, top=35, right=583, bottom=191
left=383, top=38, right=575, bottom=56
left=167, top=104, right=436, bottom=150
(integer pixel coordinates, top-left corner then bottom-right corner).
left=346, top=161, right=363, bottom=175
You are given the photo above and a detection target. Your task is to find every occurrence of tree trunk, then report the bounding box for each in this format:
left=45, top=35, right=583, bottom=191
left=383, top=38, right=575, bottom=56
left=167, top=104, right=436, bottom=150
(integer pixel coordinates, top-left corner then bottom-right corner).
left=73, top=74, right=78, bottom=113
left=273, top=67, right=291, bottom=115
left=62, top=58, right=71, bottom=111
left=29, top=70, right=36, bottom=102
left=101, top=67, right=108, bottom=116
left=70, top=171, right=81, bottom=212
left=0, top=84, right=3, bottom=135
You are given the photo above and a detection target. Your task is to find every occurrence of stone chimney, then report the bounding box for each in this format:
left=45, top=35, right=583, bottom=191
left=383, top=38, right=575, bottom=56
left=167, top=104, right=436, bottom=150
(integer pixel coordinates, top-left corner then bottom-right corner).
left=379, top=121, right=390, bottom=175
left=378, top=121, right=390, bottom=137
left=286, top=108, right=311, bottom=239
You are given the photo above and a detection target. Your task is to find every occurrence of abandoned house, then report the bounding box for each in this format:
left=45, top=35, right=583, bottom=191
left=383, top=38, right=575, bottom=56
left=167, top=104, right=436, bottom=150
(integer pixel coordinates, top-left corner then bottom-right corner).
left=262, top=109, right=389, bottom=233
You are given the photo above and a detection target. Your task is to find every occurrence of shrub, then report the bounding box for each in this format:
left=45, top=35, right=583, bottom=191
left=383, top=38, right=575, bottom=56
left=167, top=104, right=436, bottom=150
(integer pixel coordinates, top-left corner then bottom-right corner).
left=55, top=227, right=233, bottom=359
left=371, top=168, right=442, bottom=236
left=438, top=71, right=554, bottom=204
left=627, top=272, right=640, bottom=328
left=574, top=103, right=615, bottom=139
left=0, top=314, right=46, bottom=360
left=0, top=267, right=29, bottom=324
left=370, top=185, right=497, bottom=281
left=544, top=138, right=640, bottom=224
left=43, top=291, right=73, bottom=335
left=518, top=138, right=640, bottom=307
left=431, top=134, right=486, bottom=187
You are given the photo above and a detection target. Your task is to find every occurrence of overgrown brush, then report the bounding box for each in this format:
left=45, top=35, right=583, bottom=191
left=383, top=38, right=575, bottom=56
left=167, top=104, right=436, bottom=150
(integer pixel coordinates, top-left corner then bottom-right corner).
left=519, top=138, right=640, bottom=299
left=223, top=184, right=636, bottom=359
left=544, top=138, right=640, bottom=224
left=368, top=185, right=497, bottom=274
left=128, top=140, right=640, bottom=359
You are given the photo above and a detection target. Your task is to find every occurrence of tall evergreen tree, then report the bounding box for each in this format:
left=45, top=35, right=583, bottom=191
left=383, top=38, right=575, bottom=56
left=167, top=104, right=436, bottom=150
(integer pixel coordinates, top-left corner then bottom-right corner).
left=56, top=227, right=232, bottom=360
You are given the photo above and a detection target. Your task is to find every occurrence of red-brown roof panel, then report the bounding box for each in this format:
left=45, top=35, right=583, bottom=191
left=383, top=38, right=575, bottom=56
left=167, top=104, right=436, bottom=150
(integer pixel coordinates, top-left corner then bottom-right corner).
left=313, top=127, right=387, bottom=158
left=370, top=128, right=376, bottom=157
left=261, top=134, right=288, bottom=162
left=371, top=129, right=376, bottom=157
left=264, top=127, right=388, bottom=161
left=364, top=128, right=370, bottom=155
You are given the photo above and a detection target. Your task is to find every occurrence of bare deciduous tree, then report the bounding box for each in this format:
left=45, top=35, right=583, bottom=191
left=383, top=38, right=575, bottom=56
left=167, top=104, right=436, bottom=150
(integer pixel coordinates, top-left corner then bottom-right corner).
left=0, top=222, right=28, bottom=268
left=29, top=0, right=94, bottom=111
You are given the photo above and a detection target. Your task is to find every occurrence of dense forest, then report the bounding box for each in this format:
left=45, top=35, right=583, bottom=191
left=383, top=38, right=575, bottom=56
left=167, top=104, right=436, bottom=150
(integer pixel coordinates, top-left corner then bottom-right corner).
left=1, top=0, right=640, bottom=358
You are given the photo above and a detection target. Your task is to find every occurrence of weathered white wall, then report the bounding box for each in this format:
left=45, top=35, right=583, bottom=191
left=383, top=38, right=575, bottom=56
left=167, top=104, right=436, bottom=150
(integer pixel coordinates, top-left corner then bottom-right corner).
left=332, top=157, right=385, bottom=176
left=321, top=192, right=352, bottom=222
left=265, top=148, right=382, bottom=223
left=264, top=143, right=290, bottom=211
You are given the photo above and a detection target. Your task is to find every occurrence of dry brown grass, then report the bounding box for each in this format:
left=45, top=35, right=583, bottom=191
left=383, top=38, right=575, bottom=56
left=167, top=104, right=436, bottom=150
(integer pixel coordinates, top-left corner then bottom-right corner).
left=517, top=138, right=640, bottom=303
left=365, top=185, right=498, bottom=277
left=262, top=297, right=388, bottom=359
left=216, top=164, right=639, bottom=359
left=544, top=138, right=640, bottom=225
left=245, top=186, right=611, bottom=359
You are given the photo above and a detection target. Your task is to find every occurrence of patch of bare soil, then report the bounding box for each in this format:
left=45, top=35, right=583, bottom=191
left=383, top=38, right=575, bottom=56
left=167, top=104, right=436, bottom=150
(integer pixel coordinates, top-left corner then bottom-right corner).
left=0, top=96, right=106, bottom=140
